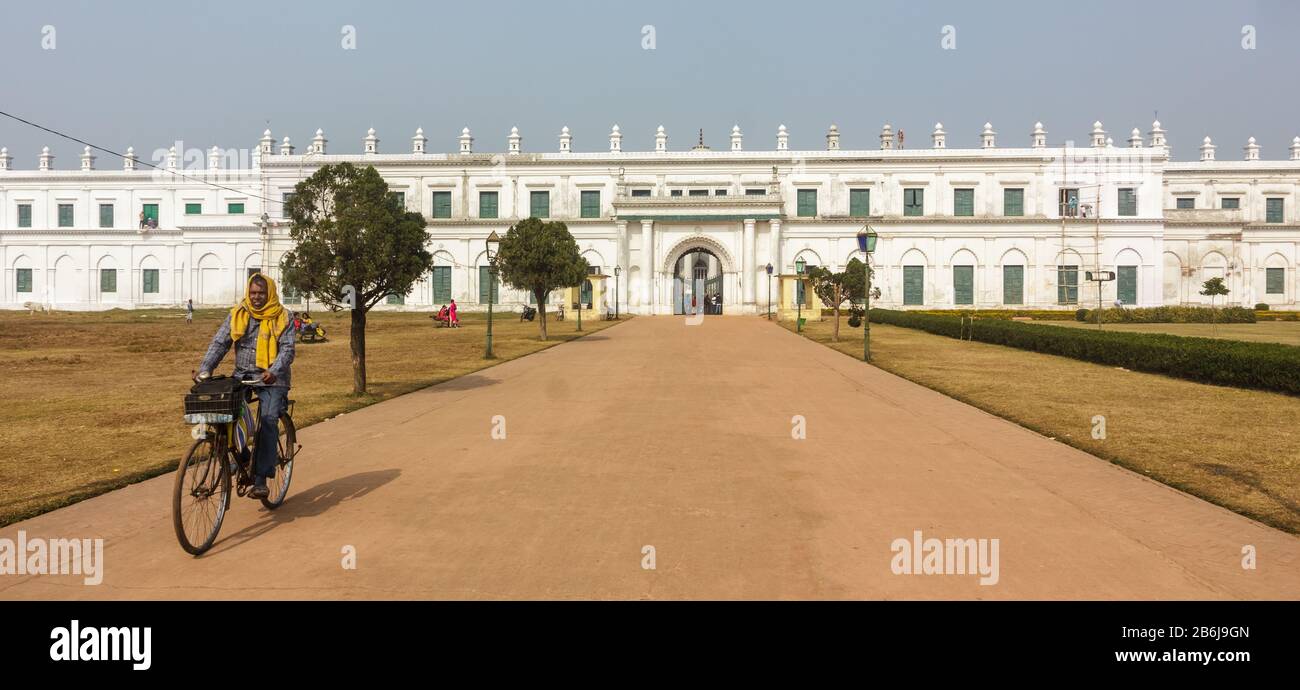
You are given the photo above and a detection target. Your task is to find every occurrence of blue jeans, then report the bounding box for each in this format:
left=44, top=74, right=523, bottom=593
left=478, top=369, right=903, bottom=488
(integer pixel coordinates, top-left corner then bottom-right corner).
left=254, top=386, right=288, bottom=482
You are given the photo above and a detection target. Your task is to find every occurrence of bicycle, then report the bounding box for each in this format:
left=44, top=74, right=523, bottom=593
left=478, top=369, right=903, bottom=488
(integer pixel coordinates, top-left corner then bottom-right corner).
left=172, top=372, right=299, bottom=556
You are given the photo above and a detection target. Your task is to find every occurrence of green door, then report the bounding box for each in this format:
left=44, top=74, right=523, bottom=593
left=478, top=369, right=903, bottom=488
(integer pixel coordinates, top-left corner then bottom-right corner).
left=143, top=204, right=159, bottom=223
left=1117, top=266, right=1137, bottom=305
left=1266, top=267, right=1284, bottom=295
left=903, top=266, right=924, bottom=306
left=432, top=266, right=452, bottom=303
left=953, top=265, right=974, bottom=305
left=1002, top=265, right=1024, bottom=305
left=1057, top=265, right=1079, bottom=304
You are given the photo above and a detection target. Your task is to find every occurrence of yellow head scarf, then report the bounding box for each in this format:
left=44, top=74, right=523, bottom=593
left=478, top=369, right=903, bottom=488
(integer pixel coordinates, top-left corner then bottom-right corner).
left=230, top=273, right=289, bottom=370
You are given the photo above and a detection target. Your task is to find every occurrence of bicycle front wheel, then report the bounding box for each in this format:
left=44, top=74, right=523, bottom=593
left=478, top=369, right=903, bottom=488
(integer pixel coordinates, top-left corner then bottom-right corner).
left=172, top=435, right=231, bottom=556
left=261, top=414, right=296, bottom=510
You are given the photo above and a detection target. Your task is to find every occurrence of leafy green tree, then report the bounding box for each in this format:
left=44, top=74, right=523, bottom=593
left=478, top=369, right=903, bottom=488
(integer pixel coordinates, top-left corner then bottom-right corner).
left=1199, top=276, right=1229, bottom=307
left=1199, top=276, right=1231, bottom=335
left=807, top=258, right=869, bottom=341
left=494, top=217, right=588, bottom=340
left=280, top=163, right=432, bottom=394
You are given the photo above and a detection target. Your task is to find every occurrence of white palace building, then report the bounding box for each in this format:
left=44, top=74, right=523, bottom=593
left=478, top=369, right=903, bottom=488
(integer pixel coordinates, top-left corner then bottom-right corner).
left=2, top=120, right=1299, bottom=314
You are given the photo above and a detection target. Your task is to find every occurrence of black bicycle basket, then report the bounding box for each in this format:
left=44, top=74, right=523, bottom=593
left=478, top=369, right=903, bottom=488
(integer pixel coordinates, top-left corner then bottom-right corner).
left=184, top=376, right=242, bottom=417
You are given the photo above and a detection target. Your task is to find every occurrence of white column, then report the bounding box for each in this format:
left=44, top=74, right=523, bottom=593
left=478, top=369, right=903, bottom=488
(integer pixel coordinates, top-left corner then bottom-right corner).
left=743, top=218, right=756, bottom=305
left=616, top=220, right=629, bottom=311
left=640, top=219, right=653, bottom=312
left=769, top=219, right=783, bottom=273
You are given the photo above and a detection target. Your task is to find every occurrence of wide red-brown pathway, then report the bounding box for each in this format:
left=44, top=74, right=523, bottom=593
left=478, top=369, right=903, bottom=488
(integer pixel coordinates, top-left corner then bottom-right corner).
left=2, top=316, right=1297, bottom=599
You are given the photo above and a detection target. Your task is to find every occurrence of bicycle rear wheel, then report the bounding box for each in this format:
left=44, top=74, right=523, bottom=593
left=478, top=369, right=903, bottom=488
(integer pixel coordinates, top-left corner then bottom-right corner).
left=260, top=414, right=296, bottom=510
left=172, top=435, right=231, bottom=555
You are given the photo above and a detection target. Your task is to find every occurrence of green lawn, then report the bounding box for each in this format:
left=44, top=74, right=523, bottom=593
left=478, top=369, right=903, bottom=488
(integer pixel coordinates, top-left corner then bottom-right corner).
left=1046, top=320, right=1300, bottom=346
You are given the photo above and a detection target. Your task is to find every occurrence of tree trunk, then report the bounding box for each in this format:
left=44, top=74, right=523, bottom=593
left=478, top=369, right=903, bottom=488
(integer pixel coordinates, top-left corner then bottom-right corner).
left=830, top=286, right=842, bottom=342
left=350, top=308, right=368, bottom=394
left=536, top=290, right=548, bottom=341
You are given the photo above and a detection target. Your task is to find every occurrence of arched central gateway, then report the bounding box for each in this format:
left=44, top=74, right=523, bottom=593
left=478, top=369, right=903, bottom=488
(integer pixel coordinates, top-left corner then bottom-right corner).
left=672, top=248, right=724, bottom=315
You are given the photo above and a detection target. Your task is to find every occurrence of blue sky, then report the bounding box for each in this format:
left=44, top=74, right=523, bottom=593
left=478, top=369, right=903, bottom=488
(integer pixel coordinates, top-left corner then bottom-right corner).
left=1, top=0, right=1296, bottom=162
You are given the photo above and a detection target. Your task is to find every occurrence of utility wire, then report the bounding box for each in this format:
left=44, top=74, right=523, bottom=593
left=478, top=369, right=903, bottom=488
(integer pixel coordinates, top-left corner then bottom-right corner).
left=0, top=109, right=280, bottom=204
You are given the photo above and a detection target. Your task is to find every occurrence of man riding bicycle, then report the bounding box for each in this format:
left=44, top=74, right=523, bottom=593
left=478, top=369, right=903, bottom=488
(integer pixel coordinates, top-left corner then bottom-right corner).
left=196, top=272, right=296, bottom=499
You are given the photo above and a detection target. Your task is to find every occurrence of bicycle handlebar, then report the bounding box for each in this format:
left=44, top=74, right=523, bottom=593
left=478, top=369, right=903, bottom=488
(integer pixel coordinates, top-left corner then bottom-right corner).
left=194, top=370, right=271, bottom=386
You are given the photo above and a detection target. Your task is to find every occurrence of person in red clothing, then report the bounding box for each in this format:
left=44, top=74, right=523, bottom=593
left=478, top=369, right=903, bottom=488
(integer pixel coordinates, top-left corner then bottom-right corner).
left=448, top=299, right=460, bottom=328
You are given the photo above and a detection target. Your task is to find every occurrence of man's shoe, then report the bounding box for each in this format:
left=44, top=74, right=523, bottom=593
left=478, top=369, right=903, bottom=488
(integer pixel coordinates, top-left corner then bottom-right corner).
left=249, top=484, right=270, bottom=499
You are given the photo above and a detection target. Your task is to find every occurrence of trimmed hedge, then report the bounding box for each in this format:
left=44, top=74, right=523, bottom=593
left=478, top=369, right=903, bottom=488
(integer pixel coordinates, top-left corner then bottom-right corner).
left=907, top=309, right=1081, bottom=321
left=1084, top=306, right=1256, bottom=324
left=868, top=308, right=1300, bottom=395
left=1257, top=311, right=1300, bottom=322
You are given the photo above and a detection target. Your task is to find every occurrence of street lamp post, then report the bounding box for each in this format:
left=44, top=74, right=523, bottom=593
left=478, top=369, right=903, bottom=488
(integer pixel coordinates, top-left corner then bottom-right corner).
left=259, top=212, right=271, bottom=275
left=484, top=230, right=500, bottom=359
left=795, top=258, right=806, bottom=333
left=765, top=263, right=773, bottom=320
left=614, top=265, right=621, bottom=319
left=857, top=227, right=879, bottom=362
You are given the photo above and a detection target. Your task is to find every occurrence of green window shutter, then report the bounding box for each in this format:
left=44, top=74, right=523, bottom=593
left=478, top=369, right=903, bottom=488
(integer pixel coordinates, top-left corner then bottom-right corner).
left=1117, top=265, right=1137, bottom=305
left=954, top=189, right=974, bottom=217
left=1266, top=267, right=1285, bottom=295
left=1004, top=188, right=1024, bottom=216
left=17, top=268, right=33, bottom=293
left=1057, top=265, right=1079, bottom=304
left=745, top=188, right=765, bottom=196
left=388, top=192, right=406, bottom=209
left=797, top=189, right=817, bottom=217
left=100, top=268, right=117, bottom=293
left=386, top=293, right=405, bottom=305
left=478, top=191, right=498, bottom=219
left=432, top=266, right=452, bottom=302
left=143, top=204, right=159, bottom=221
left=632, top=189, right=652, bottom=197
left=530, top=191, right=549, bottom=219
left=1221, top=197, right=1239, bottom=210
left=184, top=203, right=201, bottom=215
left=581, top=190, right=601, bottom=218
left=227, top=202, right=245, bottom=214
left=903, top=266, right=924, bottom=305
left=99, top=204, right=114, bottom=228
left=849, top=189, right=870, bottom=216
left=58, top=204, right=74, bottom=227
left=952, top=265, right=974, bottom=304
left=688, top=189, right=709, bottom=197
left=143, top=269, right=159, bottom=294
left=479, top=266, right=499, bottom=304
left=429, top=191, right=451, bottom=218
left=18, top=204, right=32, bottom=228
left=1266, top=198, right=1284, bottom=223
left=1002, top=265, right=1024, bottom=305
left=904, top=189, right=924, bottom=216
left=1118, top=188, right=1137, bottom=216
left=1176, top=197, right=1194, bottom=210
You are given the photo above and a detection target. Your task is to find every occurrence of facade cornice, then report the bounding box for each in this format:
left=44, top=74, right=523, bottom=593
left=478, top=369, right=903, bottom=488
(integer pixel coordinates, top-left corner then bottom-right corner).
left=258, top=148, right=1168, bottom=169
left=0, top=172, right=259, bottom=183
left=0, top=228, right=184, bottom=237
